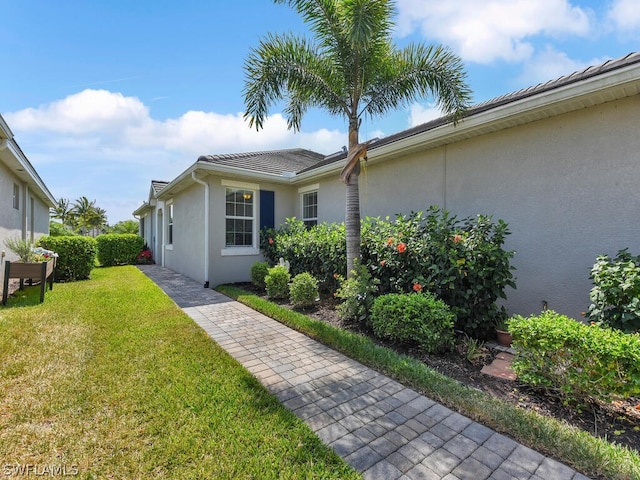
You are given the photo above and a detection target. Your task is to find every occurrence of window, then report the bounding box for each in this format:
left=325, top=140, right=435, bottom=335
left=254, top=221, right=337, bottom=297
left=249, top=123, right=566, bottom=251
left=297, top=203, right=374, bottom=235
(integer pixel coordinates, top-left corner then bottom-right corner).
left=12, top=184, right=19, bottom=210
left=225, top=187, right=254, bottom=247
left=302, top=191, right=318, bottom=228
left=167, top=203, right=173, bottom=245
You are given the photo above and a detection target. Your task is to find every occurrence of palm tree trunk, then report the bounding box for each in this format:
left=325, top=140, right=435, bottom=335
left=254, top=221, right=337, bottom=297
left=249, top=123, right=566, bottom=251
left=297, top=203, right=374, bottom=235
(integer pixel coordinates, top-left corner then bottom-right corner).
left=345, top=121, right=361, bottom=277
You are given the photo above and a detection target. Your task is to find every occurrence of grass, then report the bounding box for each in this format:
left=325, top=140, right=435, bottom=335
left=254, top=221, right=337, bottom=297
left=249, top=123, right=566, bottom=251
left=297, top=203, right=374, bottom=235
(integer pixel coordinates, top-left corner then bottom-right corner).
left=0, top=267, right=360, bottom=480
left=217, top=284, right=640, bottom=480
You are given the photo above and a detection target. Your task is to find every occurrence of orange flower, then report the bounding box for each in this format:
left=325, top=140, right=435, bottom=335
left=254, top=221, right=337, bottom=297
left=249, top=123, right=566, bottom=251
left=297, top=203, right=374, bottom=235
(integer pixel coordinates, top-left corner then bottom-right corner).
left=453, top=234, right=463, bottom=244
left=380, top=260, right=386, bottom=266
left=333, top=273, right=339, bottom=279
left=386, top=237, right=394, bottom=246
left=397, top=242, right=406, bottom=253
left=413, top=282, right=422, bottom=292
left=268, top=238, right=274, bottom=245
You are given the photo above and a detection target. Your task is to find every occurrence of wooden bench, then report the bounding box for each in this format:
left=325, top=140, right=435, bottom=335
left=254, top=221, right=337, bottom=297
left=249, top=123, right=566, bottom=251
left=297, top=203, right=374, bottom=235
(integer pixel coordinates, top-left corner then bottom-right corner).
left=2, top=259, right=56, bottom=305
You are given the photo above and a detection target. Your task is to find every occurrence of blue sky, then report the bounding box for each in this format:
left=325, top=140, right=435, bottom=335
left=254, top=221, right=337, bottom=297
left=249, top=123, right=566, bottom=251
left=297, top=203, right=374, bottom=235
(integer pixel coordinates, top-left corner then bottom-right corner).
left=1, top=0, right=638, bottom=223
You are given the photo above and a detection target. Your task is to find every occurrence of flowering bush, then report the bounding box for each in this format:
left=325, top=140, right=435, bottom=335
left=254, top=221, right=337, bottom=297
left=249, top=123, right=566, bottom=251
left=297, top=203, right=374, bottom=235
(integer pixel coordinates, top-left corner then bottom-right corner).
left=137, top=248, right=153, bottom=265
left=363, top=207, right=516, bottom=339
left=261, top=207, right=516, bottom=338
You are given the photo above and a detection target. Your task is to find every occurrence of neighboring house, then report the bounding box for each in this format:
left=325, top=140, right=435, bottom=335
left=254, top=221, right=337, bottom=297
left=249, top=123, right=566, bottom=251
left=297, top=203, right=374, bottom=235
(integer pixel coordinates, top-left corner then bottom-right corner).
left=135, top=52, right=640, bottom=320
left=134, top=180, right=169, bottom=264
left=0, top=114, right=57, bottom=296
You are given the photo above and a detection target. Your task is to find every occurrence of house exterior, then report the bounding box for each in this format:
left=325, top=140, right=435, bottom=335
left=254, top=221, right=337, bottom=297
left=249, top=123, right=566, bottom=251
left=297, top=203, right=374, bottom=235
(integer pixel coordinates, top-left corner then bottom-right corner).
left=135, top=52, right=640, bottom=320
left=0, top=114, right=57, bottom=295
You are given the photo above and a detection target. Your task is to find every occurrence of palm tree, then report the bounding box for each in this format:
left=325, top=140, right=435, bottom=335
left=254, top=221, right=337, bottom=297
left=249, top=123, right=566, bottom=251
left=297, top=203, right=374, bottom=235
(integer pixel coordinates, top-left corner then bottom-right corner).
left=72, top=196, right=97, bottom=236
left=91, top=207, right=109, bottom=236
left=244, top=0, right=472, bottom=276
left=51, top=198, right=73, bottom=227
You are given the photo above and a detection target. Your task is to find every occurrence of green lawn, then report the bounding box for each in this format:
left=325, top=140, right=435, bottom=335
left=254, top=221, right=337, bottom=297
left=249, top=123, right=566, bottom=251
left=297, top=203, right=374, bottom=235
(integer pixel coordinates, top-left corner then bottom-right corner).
left=0, top=267, right=360, bottom=480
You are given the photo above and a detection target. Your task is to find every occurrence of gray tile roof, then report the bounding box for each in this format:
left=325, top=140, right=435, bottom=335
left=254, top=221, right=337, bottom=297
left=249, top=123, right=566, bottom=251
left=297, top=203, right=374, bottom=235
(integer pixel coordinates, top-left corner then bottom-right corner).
left=198, top=148, right=325, bottom=176
left=151, top=180, right=169, bottom=194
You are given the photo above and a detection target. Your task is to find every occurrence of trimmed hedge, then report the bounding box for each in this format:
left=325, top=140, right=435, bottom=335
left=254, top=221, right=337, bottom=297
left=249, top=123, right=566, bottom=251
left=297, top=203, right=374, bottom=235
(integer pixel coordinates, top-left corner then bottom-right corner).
left=37, top=235, right=96, bottom=281
left=96, top=234, right=144, bottom=266
left=289, top=272, right=319, bottom=309
left=250, top=262, right=270, bottom=290
left=371, top=292, right=455, bottom=353
left=510, top=311, right=640, bottom=405
left=265, top=266, right=290, bottom=300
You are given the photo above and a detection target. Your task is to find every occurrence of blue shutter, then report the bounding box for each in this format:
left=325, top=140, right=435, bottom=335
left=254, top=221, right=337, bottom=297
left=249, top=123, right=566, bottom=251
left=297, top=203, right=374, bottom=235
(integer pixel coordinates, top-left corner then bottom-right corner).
left=260, top=190, right=275, bottom=230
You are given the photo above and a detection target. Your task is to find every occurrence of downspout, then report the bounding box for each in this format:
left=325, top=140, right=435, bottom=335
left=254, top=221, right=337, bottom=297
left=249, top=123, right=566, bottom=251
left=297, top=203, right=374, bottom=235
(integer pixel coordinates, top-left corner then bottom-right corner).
left=191, top=172, right=210, bottom=288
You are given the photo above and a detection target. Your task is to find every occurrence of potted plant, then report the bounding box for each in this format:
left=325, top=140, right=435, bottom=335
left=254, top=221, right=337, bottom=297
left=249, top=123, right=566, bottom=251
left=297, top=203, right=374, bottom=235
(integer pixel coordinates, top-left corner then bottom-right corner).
left=2, top=237, right=57, bottom=305
left=494, top=318, right=513, bottom=347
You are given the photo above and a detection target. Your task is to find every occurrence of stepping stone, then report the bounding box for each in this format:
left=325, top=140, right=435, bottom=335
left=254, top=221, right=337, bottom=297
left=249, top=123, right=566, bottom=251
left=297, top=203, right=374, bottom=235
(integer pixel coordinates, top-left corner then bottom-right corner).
left=481, top=352, right=516, bottom=380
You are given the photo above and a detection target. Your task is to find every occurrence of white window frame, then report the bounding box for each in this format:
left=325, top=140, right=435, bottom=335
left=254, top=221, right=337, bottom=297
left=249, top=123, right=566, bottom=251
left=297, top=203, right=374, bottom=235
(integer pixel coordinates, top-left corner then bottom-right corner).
left=166, top=201, right=174, bottom=250
left=12, top=183, right=19, bottom=210
left=221, top=179, right=260, bottom=256
left=298, top=184, right=319, bottom=228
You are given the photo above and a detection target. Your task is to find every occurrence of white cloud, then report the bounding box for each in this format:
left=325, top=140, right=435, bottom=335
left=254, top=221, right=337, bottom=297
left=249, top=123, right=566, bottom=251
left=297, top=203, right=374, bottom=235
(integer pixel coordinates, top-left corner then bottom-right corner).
left=607, top=0, right=640, bottom=33
left=516, top=47, right=610, bottom=86
left=395, top=0, right=592, bottom=63
left=5, top=89, right=346, bottom=224
left=408, top=103, right=442, bottom=127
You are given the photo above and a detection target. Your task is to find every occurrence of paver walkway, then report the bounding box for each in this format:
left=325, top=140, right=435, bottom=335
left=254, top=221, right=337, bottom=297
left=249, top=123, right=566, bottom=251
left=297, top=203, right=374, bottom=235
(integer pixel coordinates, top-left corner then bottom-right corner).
left=138, top=265, right=589, bottom=480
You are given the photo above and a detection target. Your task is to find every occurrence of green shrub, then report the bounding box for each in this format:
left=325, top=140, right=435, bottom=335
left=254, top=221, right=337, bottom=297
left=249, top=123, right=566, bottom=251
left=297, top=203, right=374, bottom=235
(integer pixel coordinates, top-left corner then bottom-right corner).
left=96, top=234, right=144, bottom=266
left=289, top=272, right=319, bottom=309
left=587, top=249, right=640, bottom=333
left=371, top=292, right=455, bottom=353
left=263, top=208, right=516, bottom=339
left=335, top=262, right=379, bottom=326
left=264, top=266, right=290, bottom=300
left=510, top=311, right=640, bottom=405
left=250, top=262, right=270, bottom=290
left=37, top=236, right=96, bottom=281
left=364, top=207, right=516, bottom=339
left=261, top=219, right=345, bottom=292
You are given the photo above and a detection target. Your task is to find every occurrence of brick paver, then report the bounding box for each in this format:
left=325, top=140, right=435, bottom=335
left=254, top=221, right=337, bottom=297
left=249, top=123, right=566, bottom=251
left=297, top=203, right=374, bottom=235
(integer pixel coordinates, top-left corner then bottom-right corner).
left=139, top=265, right=590, bottom=480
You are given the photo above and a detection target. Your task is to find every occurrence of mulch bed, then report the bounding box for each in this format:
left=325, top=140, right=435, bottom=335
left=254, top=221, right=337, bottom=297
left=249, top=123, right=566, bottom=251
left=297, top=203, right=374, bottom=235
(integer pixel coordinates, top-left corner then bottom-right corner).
left=234, top=283, right=640, bottom=454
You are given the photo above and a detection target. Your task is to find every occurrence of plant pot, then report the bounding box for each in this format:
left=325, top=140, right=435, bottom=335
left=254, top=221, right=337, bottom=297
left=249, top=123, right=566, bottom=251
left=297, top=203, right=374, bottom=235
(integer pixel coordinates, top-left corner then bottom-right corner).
left=496, top=329, right=513, bottom=347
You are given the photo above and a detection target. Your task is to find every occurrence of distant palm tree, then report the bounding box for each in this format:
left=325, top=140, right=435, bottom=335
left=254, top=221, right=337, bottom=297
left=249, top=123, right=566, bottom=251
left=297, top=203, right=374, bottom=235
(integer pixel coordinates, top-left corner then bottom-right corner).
left=111, top=220, right=140, bottom=235
left=244, top=0, right=472, bottom=275
left=51, top=198, right=73, bottom=227
left=91, top=207, right=109, bottom=236
left=72, top=196, right=98, bottom=236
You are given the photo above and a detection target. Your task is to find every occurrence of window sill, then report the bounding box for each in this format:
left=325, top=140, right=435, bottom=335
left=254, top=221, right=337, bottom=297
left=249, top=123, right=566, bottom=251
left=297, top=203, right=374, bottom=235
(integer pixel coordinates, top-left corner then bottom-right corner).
left=165, top=245, right=173, bottom=251
left=221, top=247, right=259, bottom=257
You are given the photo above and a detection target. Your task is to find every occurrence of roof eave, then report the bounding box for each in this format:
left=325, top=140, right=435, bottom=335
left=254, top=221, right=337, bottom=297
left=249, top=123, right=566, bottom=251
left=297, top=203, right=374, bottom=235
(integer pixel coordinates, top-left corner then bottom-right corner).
left=302, top=61, right=640, bottom=173
left=0, top=138, right=57, bottom=208
left=156, top=161, right=295, bottom=200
